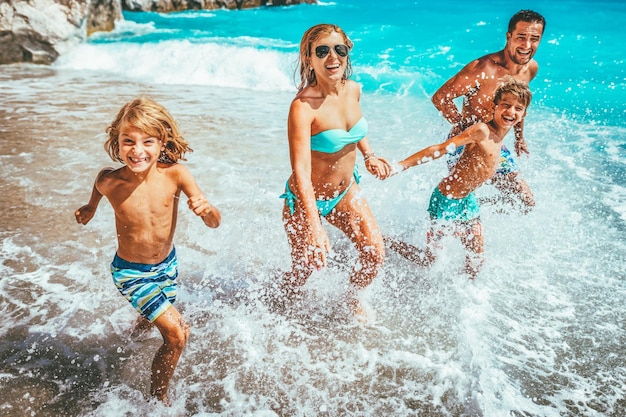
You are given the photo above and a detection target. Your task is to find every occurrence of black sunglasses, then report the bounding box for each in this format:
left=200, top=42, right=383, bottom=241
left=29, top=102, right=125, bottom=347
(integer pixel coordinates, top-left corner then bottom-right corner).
left=315, top=44, right=349, bottom=59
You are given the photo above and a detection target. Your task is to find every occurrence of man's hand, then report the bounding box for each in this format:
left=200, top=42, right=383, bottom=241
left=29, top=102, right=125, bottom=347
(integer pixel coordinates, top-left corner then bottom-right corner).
left=515, top=136, right=529, bottom=156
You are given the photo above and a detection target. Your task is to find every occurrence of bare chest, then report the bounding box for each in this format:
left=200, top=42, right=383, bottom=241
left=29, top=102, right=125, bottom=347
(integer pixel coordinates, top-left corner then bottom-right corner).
left=111, top=181, right=181, bottom=224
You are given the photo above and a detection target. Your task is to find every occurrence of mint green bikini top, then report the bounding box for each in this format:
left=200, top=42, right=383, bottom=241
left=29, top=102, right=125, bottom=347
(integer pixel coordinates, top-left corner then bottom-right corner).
left=310, top=117, right=368, bottom=153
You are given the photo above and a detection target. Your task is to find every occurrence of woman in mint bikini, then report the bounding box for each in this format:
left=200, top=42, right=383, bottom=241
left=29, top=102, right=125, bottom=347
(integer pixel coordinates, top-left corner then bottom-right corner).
left=280, top=23, right=391, bottom=320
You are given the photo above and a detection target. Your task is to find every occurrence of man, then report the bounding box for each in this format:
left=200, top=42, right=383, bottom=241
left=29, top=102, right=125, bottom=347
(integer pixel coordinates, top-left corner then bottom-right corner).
left=431, top=10, right=545, bottom=213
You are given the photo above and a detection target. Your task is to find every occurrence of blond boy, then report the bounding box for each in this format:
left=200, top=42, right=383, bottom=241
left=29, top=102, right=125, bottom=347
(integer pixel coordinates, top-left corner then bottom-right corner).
left=75, top=97, right=221, bottom=403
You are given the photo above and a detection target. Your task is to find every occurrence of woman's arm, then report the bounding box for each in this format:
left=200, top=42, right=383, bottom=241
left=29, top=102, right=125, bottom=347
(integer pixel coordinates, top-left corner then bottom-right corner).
left=287, top=99, right=323, bottom=232
left=358, top=137, right=391, bottom=179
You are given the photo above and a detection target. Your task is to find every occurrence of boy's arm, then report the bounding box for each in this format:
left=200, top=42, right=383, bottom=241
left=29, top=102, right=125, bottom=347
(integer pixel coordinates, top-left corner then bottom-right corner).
left=75, top=167, right=114, bottom=225
left=177, top=165, right=221, bottom=228
left=396, top=123, right=489, bottom=172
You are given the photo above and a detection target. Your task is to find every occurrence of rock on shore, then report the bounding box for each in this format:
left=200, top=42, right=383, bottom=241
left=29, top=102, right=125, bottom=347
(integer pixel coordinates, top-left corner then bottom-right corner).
left=0, top=0, right=315, bottom=65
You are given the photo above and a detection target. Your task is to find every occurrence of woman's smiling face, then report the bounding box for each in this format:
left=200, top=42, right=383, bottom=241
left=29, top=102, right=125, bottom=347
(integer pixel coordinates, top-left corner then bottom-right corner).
left=310, top=31, right=349, bottom=81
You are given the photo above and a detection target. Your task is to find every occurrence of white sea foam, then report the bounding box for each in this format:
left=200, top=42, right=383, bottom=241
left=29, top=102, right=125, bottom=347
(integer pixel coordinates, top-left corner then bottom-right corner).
left=1, top=1, right=625, bottom=414
left=54, top=40, right=296, bottom=92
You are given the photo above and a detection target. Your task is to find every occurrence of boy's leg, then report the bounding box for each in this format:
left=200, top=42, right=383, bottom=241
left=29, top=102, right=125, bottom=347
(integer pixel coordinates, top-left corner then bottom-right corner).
left=458, top=218, right=484, bottom=279
left=150, top=305, right=190, bottom=404
left=130, top=316, right=154, bottom=339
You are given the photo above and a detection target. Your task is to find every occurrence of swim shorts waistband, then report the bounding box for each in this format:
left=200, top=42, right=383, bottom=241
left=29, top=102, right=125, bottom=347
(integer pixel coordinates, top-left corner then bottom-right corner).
left=112, top=247, right=177, bottom=273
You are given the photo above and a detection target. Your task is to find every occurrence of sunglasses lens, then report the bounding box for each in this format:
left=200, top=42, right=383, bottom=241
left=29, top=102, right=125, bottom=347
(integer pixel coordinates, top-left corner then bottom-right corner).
left=334, top=45, right=348, bottom=57
left=315, top=45, right=330, bottom=58
left=314, top=45, right=349, bottom=59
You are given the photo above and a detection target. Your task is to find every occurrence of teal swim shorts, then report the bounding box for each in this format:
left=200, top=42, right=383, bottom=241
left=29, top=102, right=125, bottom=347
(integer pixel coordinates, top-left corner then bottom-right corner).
left=110, top=247, right=178, bottom=322
left=427, top=186, right=480, bottom=222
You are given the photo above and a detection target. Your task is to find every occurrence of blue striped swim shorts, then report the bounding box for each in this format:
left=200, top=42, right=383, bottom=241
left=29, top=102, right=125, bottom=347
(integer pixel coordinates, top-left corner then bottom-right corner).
left=110, top=247, right=178, bottom=322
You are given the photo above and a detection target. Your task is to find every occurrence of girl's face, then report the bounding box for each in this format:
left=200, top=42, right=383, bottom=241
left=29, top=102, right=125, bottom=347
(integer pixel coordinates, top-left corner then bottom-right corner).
left=309, top=31, right=349, bottom=82
left=117, top=121, right=164, bottom=173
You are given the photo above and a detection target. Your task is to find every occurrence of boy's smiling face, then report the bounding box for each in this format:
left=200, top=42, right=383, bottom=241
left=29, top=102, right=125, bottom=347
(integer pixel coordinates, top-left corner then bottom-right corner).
left=493, top=92, right=527, bottom=129
left=118, top=121, right=165, bottom=173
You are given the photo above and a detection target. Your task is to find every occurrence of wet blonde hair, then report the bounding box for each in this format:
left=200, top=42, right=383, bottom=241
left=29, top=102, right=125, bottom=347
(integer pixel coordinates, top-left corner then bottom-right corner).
left=295, top=23, right=354, bottom=92
left=104, top=97, right=192, bottom=164
left=494, top=76, right=533, bottom=108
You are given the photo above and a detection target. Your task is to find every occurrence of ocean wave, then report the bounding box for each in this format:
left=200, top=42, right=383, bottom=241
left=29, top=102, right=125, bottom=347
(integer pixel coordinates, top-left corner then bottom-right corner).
left=52, top=38, right=442, bottom=96
left=53, top=40, right=298, bottom=91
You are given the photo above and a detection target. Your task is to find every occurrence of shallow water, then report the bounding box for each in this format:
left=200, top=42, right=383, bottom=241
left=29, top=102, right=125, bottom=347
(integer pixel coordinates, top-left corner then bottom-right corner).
left=1, top=1, right=626, bottom=415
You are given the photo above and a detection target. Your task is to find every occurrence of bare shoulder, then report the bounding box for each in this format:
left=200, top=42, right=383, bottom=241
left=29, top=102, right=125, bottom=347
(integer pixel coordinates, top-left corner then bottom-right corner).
left=97, top=166, right=123, bottom=184
left=528, top=59, right=539, bottom=80
left=475, top=51, right=504, bottom=73
left=292, top=85, right=321, bottom=106
left=95, top=166, right=124, bottom=195
left=289, top=90, right=316, bottom=126
left=467, top=122, right=491, bottom=140
left=160, top=162, right=192, bottom=180
left=344, top=79, right=361, bottom=94
left=443, top=55, right=497, bottom=91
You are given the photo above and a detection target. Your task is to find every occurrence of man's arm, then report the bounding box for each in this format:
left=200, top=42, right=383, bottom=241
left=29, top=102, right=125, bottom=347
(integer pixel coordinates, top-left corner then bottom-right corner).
left=513, top=120, right=529, bottom=156
left=431, top=60, right=483, bottom=128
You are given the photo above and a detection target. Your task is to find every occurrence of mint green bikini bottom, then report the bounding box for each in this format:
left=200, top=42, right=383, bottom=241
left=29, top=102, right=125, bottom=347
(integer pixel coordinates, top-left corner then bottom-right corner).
left=281, top=166, right=361, bottom=217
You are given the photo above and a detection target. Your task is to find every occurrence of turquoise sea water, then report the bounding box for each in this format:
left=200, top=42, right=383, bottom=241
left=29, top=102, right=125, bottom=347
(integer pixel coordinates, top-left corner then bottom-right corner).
left=1, top=0, right=625, bottom=416
left=63, top=0, right=625, bottom=122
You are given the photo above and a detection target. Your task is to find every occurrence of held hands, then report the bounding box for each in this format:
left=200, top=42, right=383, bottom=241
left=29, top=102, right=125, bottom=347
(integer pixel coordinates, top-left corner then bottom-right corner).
left=388, top=160, right=406, bottom=177
left=75, top=205, right=96, bottom=225
left=364, top=154, right=392, bottom=179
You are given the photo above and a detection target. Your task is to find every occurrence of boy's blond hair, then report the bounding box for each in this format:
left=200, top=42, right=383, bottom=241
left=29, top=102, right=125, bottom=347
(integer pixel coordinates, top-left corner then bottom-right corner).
left=104, top=97, right=192, bottom=164
left=494, top=76, right=532, bottom=108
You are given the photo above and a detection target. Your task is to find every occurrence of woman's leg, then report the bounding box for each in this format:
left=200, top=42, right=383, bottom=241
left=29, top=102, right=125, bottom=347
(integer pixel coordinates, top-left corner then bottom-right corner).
left=281, top=204, right=315, bottom=290
left=326, top=186, right=385, bottom=288
left=325, top=186, right=385, bottom=318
